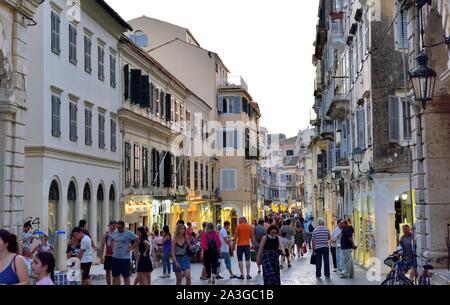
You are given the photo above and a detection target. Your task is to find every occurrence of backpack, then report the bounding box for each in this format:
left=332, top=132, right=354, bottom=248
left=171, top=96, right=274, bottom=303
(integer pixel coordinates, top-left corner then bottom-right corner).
left=206, top=233, right=218, bottom=254
left=308, top=222, right=314, bottom=233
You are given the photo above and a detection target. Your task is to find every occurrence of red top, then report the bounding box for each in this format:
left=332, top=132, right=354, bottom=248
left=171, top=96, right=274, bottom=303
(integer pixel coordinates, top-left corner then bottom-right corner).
left=201, top=231, right=222, bottom=251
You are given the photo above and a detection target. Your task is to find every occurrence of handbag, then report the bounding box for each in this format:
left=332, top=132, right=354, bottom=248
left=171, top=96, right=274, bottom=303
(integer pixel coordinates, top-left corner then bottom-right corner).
left=310, top=252, right=316, bottom=265
left=250, top=250, right=257, bottom=262
left=303, top=244, right=308, bottom=254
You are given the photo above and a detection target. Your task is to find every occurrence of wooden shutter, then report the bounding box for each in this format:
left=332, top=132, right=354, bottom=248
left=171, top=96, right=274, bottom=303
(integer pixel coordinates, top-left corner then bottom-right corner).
left=397, top=9, right=408, bottom=49
left=357, top=108, right=365, bottom=148
left=165, top=94, right=172, bottom=121
left=130, top=69, right=141, bottom=104
left=149, top=83, right=154, bottom=112
left=234, top=129, right=238, bottom=149
left=217, top=95, right=223, bottom=114
left=123, top=64, right=129, bottom=100
left=141, top=75, right=150, bottom=108
left=233, top=96, right=241, bottom=114
left=51, top=96, right=56, bottom=136
left=388, top=95, right=400, bottom=143
left=56, top=96, right=61, bottom=137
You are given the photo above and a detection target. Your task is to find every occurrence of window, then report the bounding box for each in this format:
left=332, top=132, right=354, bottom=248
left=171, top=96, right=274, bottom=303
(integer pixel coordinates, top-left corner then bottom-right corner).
left=134, top=145, right=141, bottom=187
left=84, top=36, right=92, bottom=73
left=170, top=97, right=175, bottom=122
left=51, top=95, right=61, bottom=137
left=194, top=161, right=199, bottom=190
left=389, top=95, right=411, bottom=143
left=98, top=45, right=105, bottom=81
left=129, top=33, right=148, bottom=48
left=200, top=163, right=204, bottom=191
left=367, top=100, right=372, bottom=146
left=155, top=87, right=160, bottom=117
left=125, top=143, right=131, bottom=188
left=85, top=108, right=92, bottom=145
left=218, top=96, right=241, bottom=114
left=143, top=148, right=149, bottom=187
left=286, top=150, right=294, bottom=156
left=151, top=149, right=160, bottom=187
left=110, top=118, right=116, bottom=152
left=396, top=5, right=408, bottom=49
left=206, top=165, right=209, bottom=191
left=110, top=54, right=116, bottom=88
left=356, top=107, right=365, bottom=148
left=98, top=113, right=105, bottom=149
left=222, top=129, right=238, bottom=149
left=51, top=11, right=60, bottom=54
left=221, top=169, right=237, bottom=191
left=69, top=25, right=77, bottom=64
left=180, top=103, right=185, bottom=129
left=364, top=7, right=370, bottom=53
left=187, top=160, right=191, bottom=189
left=69, top=103, right=78, bottom=141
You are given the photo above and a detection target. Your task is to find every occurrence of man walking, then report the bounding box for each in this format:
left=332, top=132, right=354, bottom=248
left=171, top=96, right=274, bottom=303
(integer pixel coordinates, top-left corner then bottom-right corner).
left=304, top=217, right=315, bottom=249
left=111, top=221, right=139, bottom=285
left=234, top=217, right=253, bottom=280
left=72, top=227, right=93, bottom=285
left=218, top=221, right=237, bottom=279
left=340, top=220, right=357, bottom=279
left=311, top=218, right=331, bottom=280
left=253, top=219, right=266, bottom=274
left=100, top=220, right=117, bottom=285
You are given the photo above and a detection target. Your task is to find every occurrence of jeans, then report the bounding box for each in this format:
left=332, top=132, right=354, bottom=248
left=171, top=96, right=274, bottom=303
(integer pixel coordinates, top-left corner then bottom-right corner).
left=314, top=247, right=330, bottom=278
left=306, top=233, right=312, bottom=249
left=342, top=248, right=354, bottom=278
left=162, top=252, right=171, bottom=275
left=336, top=247, right=343, bottom=271
left=330, top=246, right=337, bottom=269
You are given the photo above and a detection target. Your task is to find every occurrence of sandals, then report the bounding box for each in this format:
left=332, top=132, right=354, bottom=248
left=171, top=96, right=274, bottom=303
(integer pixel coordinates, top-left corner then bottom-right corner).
left=246, top=275, right=252, bottom=280
left=237, top=275, right=245, bottom=280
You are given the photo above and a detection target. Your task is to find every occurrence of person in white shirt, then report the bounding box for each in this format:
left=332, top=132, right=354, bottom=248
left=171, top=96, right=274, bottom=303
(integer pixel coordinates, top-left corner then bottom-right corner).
left=72, top=227, right=93, bottom=285
left=331, top=219, right=343, bottom=272
left=217, top=221, right=237, bottom=279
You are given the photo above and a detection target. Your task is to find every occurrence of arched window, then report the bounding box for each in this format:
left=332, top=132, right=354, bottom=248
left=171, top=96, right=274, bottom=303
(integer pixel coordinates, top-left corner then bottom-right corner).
left=109, top=185, right=115, bottom=221
left=97, top=185, right=104, bottom=248
left=83, top=183, right=91, bottom=225
left=48, top=180, right=60, bottom=264
left=67, top=181, right=77, bottom=232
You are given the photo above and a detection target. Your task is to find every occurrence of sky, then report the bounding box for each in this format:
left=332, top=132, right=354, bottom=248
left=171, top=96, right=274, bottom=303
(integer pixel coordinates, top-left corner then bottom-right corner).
left=105, top=0, right=319, bottom=138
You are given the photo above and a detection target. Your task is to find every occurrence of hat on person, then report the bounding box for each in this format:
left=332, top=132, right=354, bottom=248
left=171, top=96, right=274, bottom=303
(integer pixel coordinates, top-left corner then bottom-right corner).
left=108, top=220, right=117, bottom=226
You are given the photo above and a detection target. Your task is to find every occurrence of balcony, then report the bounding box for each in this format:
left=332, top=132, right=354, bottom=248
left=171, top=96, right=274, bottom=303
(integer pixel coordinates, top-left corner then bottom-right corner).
left=320, top=121, right=334, bottom=140
left=332, top=158, right=350, bottom=172
left=221, top=75, right=248, bottom=92
left=327, top=78, right=349, bottom=120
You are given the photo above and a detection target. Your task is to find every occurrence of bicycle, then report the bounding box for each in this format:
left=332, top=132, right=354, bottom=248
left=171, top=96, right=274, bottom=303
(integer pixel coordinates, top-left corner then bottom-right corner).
left=415, top=255, right=434, bottom=285
left=381, top=251, right=413, bottom=285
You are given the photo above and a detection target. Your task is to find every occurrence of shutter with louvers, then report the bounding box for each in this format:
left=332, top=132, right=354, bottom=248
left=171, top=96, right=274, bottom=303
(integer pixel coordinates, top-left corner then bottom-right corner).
left=56, top=97, right=61, bottom=137
left=388, top=96, right=400, bottom=142
left=149, top=83, right=154, bottom=112
left=51, top=96, right=56, bottom=136
left=357, top=108, right=365, bottom=148
left=234, top=130, right=238, bottom=149
left=130, top=69, right=141, bottom=104
left=317, top=154, right=323, bottom=179
left=217, top=95, right=223, bottom=114
left=233, top=96, right=241, bottom=114
left=223, top=130, right=227, bottom=148
left=163, top=152, right=172, bottom=187
left=123, top=64, right=129, bottom=100
left=166, top=94, right=172, bottom=121
left=397, top=9, right=408, bottom=49
left=142, top=75, right=150, bottom=108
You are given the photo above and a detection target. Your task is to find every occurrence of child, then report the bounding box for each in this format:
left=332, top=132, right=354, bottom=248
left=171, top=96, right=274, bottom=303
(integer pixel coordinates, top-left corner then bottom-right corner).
left=32, top=252, right=56, bottom=285
left=280, top=231, right=291, bottom=269
left=22, top=246, right=34, bottom=284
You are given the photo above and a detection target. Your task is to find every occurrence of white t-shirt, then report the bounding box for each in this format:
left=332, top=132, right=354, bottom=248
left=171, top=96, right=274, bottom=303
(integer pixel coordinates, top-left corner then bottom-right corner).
left=80, top=235, right=93, bottom=263
left=219, top=228, right=230, bottom=253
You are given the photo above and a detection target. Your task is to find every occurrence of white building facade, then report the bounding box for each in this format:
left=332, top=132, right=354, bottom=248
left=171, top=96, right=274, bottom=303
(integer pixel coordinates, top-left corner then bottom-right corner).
left=25, top=0, right=132, bottom=270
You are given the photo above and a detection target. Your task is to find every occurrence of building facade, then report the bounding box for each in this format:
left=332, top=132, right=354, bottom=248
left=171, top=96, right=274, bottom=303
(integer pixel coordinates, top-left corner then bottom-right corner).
left=312, top=0, right=413, bottom=267
left=0, top=0, right=41, bottom=234
left=25, top=0, right=132, bottom=270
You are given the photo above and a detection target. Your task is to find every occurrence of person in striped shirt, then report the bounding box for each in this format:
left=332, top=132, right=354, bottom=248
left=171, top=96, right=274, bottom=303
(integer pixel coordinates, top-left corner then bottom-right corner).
left=312, top=218, right=331, bottom=279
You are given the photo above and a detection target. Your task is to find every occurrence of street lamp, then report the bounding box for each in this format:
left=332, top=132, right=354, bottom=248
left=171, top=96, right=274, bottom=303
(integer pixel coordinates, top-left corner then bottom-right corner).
left=409, top=51, right=436, bottom=108
left=352, top=147, right=373, bottom=174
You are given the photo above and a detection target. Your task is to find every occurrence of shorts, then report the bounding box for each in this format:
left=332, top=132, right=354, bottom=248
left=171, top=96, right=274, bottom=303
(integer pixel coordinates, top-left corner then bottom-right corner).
left=284, top=248, right=290, bottom=257
left=111, top=258, right=131, bottom=278
left=80, top=262, right=92, bottom=280
left=104, top=256, right=113, bottom=271
left=237, top=245, right=251, bottom=262
left=221, top=252, right=231, bottom=270
left=173, top=255, right=191, bottom=273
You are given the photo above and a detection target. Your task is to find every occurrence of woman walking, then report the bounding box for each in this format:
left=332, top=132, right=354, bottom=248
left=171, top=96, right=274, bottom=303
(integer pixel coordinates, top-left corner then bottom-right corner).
left=201, top=223, right=221, bottom=284
left=160, top=225, right=172, bottom=278
left=31, top=235, right=54, bottom=255
left=172, top=224, right=192, bottom=285
left=136, top=227, right=155, bottom=285
left=0, top=229, right=30, bottom=285
left=294, top=221, right=305, bottom=257
left=256, top=225, right=285, bottom=285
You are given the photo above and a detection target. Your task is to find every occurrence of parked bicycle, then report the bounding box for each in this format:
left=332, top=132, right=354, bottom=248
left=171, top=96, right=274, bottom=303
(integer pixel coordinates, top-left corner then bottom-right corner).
left=381, top=250, right=434, bottom=285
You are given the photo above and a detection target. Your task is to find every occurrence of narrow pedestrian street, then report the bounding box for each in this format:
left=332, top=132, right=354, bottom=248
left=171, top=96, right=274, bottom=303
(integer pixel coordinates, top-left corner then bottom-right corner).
left=92, top=251, right=380, bottom=286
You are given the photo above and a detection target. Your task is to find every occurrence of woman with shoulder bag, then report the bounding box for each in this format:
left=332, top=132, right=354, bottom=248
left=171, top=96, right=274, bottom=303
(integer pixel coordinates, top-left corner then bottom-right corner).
left=0, top=230, right=30, bottom=285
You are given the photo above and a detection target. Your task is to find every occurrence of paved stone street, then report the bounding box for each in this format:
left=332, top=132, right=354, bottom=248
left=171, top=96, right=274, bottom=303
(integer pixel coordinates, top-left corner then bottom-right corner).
left=92, top=250, right=381, bottom=285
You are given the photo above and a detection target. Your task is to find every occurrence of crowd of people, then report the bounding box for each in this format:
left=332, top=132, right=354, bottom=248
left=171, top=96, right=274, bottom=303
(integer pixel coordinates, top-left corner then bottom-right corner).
left=0, top=210, right=370, bottom=286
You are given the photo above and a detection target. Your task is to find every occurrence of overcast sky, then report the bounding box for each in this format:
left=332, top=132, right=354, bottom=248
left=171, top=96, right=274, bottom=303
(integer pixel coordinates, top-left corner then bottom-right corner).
left=105, top=0, right=318, bottom=138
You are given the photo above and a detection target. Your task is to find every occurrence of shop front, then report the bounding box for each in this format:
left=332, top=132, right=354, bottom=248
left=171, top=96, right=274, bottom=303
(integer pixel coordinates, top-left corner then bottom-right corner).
left=123, top=195, right=152, bottom=233
left=185, top=200, right=214, bottom=232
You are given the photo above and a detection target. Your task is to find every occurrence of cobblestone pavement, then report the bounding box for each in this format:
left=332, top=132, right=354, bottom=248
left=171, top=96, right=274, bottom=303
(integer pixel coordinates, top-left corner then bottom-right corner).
left=92, top=250, right=382, bottom=285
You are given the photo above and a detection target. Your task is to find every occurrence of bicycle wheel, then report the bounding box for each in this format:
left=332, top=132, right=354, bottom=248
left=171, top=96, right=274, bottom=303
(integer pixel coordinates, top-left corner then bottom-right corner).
left=419, top=275, right=430, bottom=285
left=381, top=276, right=413, bottom=285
